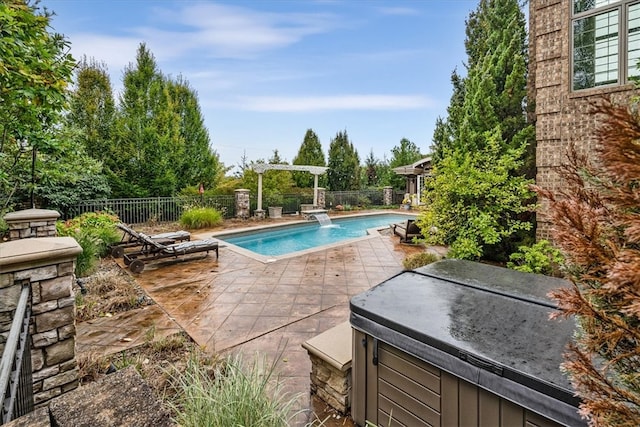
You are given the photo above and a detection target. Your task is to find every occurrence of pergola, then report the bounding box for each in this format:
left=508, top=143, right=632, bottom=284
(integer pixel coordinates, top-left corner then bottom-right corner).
left=252, top=164, right=328, bottom=211
left=392, top=156, right=432, bottom=204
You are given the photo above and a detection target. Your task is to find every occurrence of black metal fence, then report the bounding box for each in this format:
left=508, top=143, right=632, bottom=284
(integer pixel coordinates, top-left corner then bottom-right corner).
left=67, top=189, right=404, bottom=224
left=67, top=196, right=236, bottom=223
left=0, top=283, right=33, bottom=425
left=326, top=189, right=386, bottom=208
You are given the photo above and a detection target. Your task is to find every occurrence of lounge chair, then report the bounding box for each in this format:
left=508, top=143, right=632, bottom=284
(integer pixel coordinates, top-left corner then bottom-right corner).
left=123, top=233, right=219, bottom=273
left=109, top=223, right=190, bottom=257
left=391, top=219, right=424, bottom=243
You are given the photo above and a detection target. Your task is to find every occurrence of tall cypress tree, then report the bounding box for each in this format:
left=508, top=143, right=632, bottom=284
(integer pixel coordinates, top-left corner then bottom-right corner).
left=327, top=130, right=360, bottom=191
left=419, top=0, right=535, bottom=261
left=431, top=70, right=465, bottom=164
left=292, top=129, right=326, bottom=188
left=363, top=149, right=379, bottom=188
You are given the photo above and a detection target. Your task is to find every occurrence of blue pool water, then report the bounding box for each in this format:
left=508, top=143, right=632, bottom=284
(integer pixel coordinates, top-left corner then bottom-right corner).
left=220, top=213, right=415, bottom=257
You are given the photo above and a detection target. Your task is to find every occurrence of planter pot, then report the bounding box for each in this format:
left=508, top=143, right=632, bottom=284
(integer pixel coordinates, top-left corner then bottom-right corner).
left=402, top=204, right=411, bottom=210
left=268, top=206, right=283, bottom=218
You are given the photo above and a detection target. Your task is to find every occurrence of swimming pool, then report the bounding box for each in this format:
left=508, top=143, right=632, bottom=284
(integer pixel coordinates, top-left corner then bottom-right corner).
left=216, top=213, right=415, bottom=259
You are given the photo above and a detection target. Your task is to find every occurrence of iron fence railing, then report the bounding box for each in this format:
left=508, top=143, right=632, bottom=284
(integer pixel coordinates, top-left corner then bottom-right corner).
left=0, top=284, right=33, bottom=425
left=68, top=196, right=236, bottom=223
left=67, top=189, right=404, bottom=224
left=325, top=189, right=386, bottom=208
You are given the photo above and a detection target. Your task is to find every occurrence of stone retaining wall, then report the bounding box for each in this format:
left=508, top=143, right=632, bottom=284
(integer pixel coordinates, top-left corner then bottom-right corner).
left=0, top=237, right=82, bottom=408
left=308, top=353, right=351, bottom=414
left=4, top=209, right=60, bottom=241
left=302, top=322, right=352, bottom=415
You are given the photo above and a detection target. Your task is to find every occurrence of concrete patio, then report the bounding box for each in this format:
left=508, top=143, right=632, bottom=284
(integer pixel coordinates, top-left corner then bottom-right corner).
left=76, top=220, right=440, bottom=425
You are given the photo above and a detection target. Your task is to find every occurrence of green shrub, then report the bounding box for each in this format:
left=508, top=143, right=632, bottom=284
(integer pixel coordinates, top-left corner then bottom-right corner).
left=0, top=218, right=7, bottom=240
left=57, top=211, right=120, bottom=257
left=57, top=211, right=119, bottom=277
left=418, top=131, right=535, bottom=261
left=71, top=231, right=101, bottom=277
left=170, top=353, right=301, bottom=427
left=180, top=207, right=223, bottom=229
left=403, top=252, right=439, bottom=270
left=507, top=239, right=564, bottom=276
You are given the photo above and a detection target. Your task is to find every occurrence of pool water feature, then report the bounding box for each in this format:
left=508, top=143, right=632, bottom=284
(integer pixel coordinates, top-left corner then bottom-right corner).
left=311, top=212, right=332, bottom=226
left=218, top=213, right=415, bottom=259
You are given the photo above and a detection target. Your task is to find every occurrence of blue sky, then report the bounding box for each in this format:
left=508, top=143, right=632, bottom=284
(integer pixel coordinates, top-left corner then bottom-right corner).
left=43, top=0, right=477, bottom=172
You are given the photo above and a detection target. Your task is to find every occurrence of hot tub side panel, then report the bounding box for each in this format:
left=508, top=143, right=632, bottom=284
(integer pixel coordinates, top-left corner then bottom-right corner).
left=352, top=330, right=569, bottom=427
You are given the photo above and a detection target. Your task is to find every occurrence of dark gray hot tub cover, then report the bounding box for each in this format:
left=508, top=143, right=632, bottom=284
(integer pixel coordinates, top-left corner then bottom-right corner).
left=350, top=259, right=584, bottom=427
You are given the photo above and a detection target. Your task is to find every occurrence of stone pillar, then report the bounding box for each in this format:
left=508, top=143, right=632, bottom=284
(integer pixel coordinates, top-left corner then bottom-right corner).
left=383, top=186, right=393, bottom=206
left=0, top=237, right=82, bottom=408
left=234, top=189, right=250, bottom=220
left=317, top=188, right=326, bottom=208
left=4, top=209, right=60, bottom=241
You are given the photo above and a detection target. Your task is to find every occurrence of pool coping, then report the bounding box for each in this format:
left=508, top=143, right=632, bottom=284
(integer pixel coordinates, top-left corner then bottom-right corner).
left=199, top=211, right=416, bottom=263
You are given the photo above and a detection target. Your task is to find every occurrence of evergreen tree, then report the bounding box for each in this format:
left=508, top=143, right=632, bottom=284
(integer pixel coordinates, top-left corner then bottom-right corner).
left=431, top=71, right=465, bottom=164
left=363, top=149, right=379, bottom=188
left=292, top=129, right=326, bottom=188
left=327, top=130, right=360, bottom=191
left=388, top=138, right=423, bottom=191
left=419, top=0, right=535, bottom=261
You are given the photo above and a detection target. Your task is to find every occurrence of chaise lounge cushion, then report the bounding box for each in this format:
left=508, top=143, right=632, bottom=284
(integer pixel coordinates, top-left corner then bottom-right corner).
left=391, top=219, right=424, bottom=243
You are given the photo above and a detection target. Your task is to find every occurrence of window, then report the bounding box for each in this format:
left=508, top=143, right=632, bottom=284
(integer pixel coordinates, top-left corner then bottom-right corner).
left=572, top=0, right=640, bottom=90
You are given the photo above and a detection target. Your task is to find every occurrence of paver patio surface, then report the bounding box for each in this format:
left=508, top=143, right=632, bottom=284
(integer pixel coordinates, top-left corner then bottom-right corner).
left=77, top=221, right=437, bottom=425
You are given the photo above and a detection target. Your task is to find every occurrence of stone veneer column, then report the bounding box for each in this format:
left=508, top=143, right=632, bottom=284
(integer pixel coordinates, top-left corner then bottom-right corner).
left=317, top=188, right=326, bottom=208
left=4, top=209, right=60, bottom=240
left=383, top=186, right=393, bottom=206
left=234, top=189, right=251, bottom=219
left=0, top=237, right=82, bottom=408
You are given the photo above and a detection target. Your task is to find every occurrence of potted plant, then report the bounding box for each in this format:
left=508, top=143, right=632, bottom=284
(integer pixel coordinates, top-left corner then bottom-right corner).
left=401, top=194, right=412, bottom=210
left=267, top=192, right=284, bottom=218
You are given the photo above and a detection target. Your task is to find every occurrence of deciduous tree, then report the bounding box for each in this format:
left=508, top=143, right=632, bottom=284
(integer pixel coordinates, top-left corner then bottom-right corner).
left=388, top=138, right=423, bottom=191
left=0, top=0, right=75, bottom=209
left=167, top=76, right=222, bottom=192
left=66, top=57, right=115, bottom=165
left=113, top=43, right=182, bottom=197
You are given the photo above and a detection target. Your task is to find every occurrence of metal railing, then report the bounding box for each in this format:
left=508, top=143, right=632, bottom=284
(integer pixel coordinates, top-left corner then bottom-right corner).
left=0, top=284, right=33, bottom=425
left=68, top=195, right=236, bottom=223
left=67, top=189, right=404, bottom=224
left=325, top=189, right=386, bottom=207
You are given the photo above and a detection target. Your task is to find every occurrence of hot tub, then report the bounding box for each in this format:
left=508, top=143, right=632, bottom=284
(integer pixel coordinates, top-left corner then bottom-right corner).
left=350, top=259, right=584, bottom=427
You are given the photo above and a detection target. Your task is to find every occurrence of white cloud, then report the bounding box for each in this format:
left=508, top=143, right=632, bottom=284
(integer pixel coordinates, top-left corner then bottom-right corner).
left=142, top=2, right=339, bottom=59
left=236, top=94, right=435, bottom=112
left=68, top=34, right=140, bottom=72
left=65, top=1, right=341, bottom=70
left=377, top=7, right=421, bottom=16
